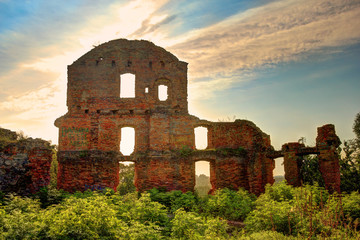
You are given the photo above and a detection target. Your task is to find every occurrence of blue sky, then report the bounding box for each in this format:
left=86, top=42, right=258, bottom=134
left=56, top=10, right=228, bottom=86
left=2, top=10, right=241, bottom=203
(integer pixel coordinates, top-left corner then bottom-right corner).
left=1, top=0, right=360, bottom=175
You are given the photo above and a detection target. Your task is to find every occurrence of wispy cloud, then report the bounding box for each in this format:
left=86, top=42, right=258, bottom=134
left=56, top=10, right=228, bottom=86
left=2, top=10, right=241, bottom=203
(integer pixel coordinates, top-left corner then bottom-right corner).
left=129, top=14, right=177, bottom=38
left=167, top=0, right=360, bottom=90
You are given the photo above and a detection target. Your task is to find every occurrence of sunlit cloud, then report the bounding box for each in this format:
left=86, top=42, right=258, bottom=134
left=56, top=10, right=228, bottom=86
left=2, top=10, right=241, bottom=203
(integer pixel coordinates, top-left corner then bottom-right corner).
left=0, top=0, right=170, bottom=142
left=168, top=0, right=360, bottom=84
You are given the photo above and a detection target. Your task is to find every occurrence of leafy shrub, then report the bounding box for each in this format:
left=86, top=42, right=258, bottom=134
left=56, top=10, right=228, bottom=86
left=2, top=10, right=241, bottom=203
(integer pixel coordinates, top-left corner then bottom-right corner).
left=264, top=181, right=294, bottom=202
left=123, top=193, right=169, bottom=228
left=45, top=194, right=127, bottom=239
left=0, top=207, right=5, bottom=234
left=244, top=197, right=296, bottom=235
left=1, top=196, right=45, bottom=239
left=171, top=191, right=198, bottom=213
left=34, top=187, right=68, bottom=208
left=3, top=195, right=41, bottom=214
left=148, top=188, right=198, bottom=213
left=342, top=191, right=360, bottom=222
left=109, top=192, right=170, bottom=236
left=300, top=155, right=325, bottom=187
left=293, top=183, right=329, bottom=206
left=203, top=188, right=255, bottom=221
left=171, top=208, right=227, bottom=239
left=124, top=220, right=164, bottom=240
left=236, top=230, right=296, bottom=240
left=291, top=185, right=330, bottom=236
left=246, top=182, right=359, bottom=238
left=245, top=183, right=328, bottom=236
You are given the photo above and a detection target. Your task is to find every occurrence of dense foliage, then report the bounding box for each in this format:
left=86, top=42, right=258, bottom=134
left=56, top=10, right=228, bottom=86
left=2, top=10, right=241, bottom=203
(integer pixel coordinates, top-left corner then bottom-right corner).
left=0, top=182, right=359, bottom=239
left=300, top=154, right=325, bottom=187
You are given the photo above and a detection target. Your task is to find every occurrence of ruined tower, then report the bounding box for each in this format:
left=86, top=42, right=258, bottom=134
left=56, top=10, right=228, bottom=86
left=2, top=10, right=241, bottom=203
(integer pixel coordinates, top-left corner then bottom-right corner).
left=54, top=39, right=340, bottom=195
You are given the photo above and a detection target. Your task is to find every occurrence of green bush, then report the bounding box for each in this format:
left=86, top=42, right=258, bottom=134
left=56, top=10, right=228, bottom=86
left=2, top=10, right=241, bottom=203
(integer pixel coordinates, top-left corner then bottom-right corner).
left=203, top=188, right=255, bottom=221
left=34, top=187, right=68, bottom=208
left=44, top=194, right=127, bottom=239
left=245, top=182, right=359, bottom=238
left=171, top=208, right=227, bottom=239
left=245, top=183, right=328, bottom=236
left=148, top=188, right=198, bottom=213
left=1, top=196, right=45, bottom=239
left=123, top=220, right=164, bottom=240
left=236, top=230, right=297, bottom=240
left=0, top=207, right=5, bottom=234
left=109, top=192, right=170, bottom=236
left=264, top=181, right=295, bottom=202
left=342, top=191, right=360, bottom=222
left=3, top=195, right=41, bottom=214
left=122, top=193, right=169, bottom=228
left=244, top=197, right=296, bottom=235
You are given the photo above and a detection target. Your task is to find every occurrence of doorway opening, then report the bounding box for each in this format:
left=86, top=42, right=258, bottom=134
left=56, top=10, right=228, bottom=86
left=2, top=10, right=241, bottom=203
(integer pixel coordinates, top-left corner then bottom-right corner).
left=273, top=157, right=285, bottom=183
left=118, top=161, right=135, bottom=195
left=195, top=161, right=212, bottom=196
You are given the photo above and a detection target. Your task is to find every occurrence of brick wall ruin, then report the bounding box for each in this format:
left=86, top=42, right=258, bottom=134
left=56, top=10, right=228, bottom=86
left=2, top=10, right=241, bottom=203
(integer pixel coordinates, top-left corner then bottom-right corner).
left=0, top=128, right=53, bottom=195
left=54, top=39, right=341, bottom=195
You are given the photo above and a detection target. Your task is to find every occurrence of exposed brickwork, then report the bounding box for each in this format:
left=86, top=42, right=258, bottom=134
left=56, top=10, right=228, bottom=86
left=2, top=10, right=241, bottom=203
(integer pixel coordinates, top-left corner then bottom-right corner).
left=272, top=124, right=341, bottom=192
left=57, top=151, right=119, bottom=192
left=316, top=124, right=341, bottom=193
left=282, top=142, right=304, bottom=187
left=0, top=135, right=52, bottom=195
left=55, top=39, right=340, bottom=195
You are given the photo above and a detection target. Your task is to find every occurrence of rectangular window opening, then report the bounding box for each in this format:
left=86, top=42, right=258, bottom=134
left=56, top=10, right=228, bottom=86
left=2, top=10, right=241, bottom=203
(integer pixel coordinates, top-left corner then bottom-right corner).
left=158, top=85, right=168, bottom=101
left=120, top=73, right=136, bottom=98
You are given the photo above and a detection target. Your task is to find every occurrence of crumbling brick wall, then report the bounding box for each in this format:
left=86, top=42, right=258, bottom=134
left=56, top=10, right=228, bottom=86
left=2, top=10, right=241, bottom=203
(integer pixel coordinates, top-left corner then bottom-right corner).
left=0, top=128, right=53, bottom=195
left=55, top=39, right=340, bottom=195
left=279, top=124, right=341, bottom=192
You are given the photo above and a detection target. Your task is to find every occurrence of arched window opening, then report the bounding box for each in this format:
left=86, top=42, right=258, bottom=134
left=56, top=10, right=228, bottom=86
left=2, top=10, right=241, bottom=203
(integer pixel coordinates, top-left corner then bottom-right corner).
left=120, top=127, right=135, bottom=156
left=195, top=161, right=211, bottom=196
left=273, top=157, right=285, bottom=183
left=195, top=127, right=208, bottom=150
left=120, top=73, right=135, bottom=98
left=158, top=85, right=168, bottom=101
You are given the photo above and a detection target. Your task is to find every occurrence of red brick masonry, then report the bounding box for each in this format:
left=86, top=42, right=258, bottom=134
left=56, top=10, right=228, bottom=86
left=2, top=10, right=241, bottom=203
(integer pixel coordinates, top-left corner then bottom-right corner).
left=54, top=39, right=340, bottom=195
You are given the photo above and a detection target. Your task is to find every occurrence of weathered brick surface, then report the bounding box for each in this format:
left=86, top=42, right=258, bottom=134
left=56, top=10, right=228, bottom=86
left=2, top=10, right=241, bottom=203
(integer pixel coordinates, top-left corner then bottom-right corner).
left=316, top=124, right=341, bottom=193
left=57, top=151, right=119, bottom=192
left=282, top=142, right=304, bottom=187
left=55, top=39, right=340, bottom=195
left=0, top=136, right=52, bottom=195
left=271, top=124, right=341, bottom=192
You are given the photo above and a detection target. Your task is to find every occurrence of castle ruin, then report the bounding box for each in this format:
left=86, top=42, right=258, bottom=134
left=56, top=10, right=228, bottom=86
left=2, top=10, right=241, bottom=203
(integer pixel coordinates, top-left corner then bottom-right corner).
left=54, top=39, right=341, bottom=195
